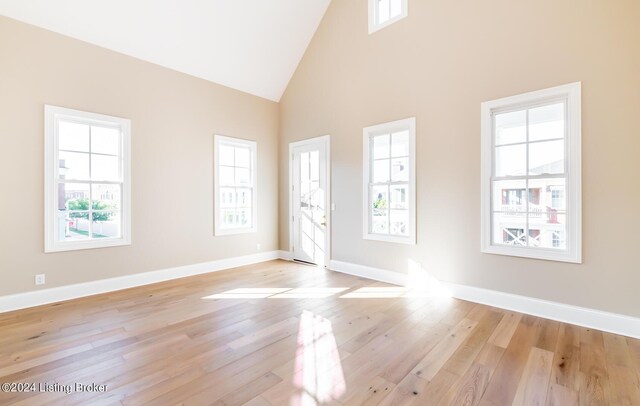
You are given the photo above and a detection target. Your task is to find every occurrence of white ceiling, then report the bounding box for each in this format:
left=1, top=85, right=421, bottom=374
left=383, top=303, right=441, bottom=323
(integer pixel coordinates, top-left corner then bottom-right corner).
left=0, top=0, right=331, bottom=101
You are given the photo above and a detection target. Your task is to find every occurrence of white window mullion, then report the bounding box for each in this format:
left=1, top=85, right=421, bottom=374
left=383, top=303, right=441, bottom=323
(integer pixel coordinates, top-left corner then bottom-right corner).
left=525, top=108, right=530, bottom=247
left=386, top=133, right=392, bottom=234
left=214, top=135, right=257, bottom=236
left=363, top=117, right=416, bottom=244
left=45, top=105, right=131, bottom=252
left=481, top=82, right=581, bottom=263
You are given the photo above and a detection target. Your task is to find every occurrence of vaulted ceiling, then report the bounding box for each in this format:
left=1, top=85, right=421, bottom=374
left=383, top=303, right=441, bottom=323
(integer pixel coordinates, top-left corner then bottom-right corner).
left=0, top=0, right=331, bottom=101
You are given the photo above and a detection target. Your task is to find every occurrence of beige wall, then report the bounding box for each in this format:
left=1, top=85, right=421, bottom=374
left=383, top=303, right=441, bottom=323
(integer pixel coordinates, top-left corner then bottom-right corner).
left=280, top=0, right=640, bottom=316
left=0, top=16, right=279, bottom=296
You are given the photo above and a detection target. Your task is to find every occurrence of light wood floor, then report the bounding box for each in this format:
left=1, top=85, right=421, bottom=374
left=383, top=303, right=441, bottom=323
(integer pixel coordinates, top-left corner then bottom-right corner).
left=0, top=260, right=639, bottom=405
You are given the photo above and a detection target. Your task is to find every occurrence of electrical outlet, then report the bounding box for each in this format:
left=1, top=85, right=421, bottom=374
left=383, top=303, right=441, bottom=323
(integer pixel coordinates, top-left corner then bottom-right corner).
left=257, top=243, right=261, bottom=251
left=35, top=274, right=46, bottom=285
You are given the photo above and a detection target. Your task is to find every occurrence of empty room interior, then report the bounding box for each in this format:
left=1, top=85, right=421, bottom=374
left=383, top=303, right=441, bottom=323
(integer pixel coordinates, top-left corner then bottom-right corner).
left=1, top=0, right=639, bottom=405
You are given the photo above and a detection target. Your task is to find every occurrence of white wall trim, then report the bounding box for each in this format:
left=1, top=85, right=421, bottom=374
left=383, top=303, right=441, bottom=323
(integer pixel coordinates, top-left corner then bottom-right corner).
left=0, top=251, right=285, bottom=314
left=328, top=259, right=640, bottom=339
left=444, top=282, right=640, bottom=339
left=329, top=260, right=408, bottom=286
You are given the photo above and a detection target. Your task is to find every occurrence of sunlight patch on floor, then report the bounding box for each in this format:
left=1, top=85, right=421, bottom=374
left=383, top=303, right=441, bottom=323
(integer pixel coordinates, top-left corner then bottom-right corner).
left=270, top=287, right=349, bottom=299
left=201, top=287, right=349, bottom=300
left=201, top=260, right=451, bottom=301
left=290, top=310, right=346, bottom=405
left=201, top=287, right=291, bottom=299
left=340, top=286, right=408, bottom=298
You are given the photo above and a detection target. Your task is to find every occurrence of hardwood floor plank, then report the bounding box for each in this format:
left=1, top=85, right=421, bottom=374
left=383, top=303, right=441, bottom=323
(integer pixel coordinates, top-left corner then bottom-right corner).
left=478, top=315, right=542, bottom=405
left=243, top=396, right=274, bottom=406
left=534, top=319, right=561, bottom=352
left=409, top=317, right=478, bottom=381
left=209, top=372, right=282, bottom=406
left=413, top=369, right=459, bottom=405
left=603, top=365, right=640, bottom=406
left=579, top=328, right=612, bottom=406
left=378, top=324, right=448, bottom=384
left=512, top=347, right=554, bottom=405
left=548, top=382, right=580, bottom=406
left=441, top=309, right=503, bottom=377
left=342, top=375, right=395, bottom=406
left=487, top=311, right=522, bottom=349
left=121, top=366, right=206, bottom=405
left=377, top=372, right=430, bottom=406
left=549, top=323, right=581, bottom=391
left=439, top=363, right=491, bottom=406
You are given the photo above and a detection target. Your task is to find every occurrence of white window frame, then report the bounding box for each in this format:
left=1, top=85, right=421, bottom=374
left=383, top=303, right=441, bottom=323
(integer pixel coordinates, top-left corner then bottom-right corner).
left=480, top=82, right=582, bottom=263
left=368, top=0, right=408, bottom=34
left=44, top=105, right=132, bottom=253
left=363, top=117, right=416, bottom=244
left=214, top=134, right=258, bottom=236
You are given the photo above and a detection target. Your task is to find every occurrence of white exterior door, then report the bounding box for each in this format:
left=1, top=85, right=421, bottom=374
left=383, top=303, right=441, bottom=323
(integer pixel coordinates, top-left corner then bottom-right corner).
left=291, top=137, right=329, bottom=266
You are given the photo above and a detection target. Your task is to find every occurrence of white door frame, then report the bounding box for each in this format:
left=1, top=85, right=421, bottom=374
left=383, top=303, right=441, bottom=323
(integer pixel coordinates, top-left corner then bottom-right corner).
left=289, top=135, right=331, bottom=266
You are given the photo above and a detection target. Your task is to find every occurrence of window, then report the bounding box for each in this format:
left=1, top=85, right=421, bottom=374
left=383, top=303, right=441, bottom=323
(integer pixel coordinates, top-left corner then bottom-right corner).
left=363, top=117, right=416, bottom=244
left=552, top=231, right=564, bottom=248
left=550, top=187, right=565, bottom=209
left=481, top=82, right=582, bottom=263
left=368, top=0, right=408, bottom=34
left=44, top=105, right=131, bottom=252
left=214, top=135, right=257, bottom=235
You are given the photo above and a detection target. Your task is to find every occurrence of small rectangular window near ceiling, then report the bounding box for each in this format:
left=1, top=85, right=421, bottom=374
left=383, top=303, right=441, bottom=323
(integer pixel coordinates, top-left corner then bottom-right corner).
left=44, top=105, right=131, bottom=252
left=214, top=135, right=257, bottom=235
left=481, top=82, right=582, bottom=263
left=368, top=0, right=408, bottom=34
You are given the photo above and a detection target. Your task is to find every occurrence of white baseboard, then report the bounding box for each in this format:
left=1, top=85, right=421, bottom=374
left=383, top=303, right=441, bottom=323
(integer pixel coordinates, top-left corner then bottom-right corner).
left=328, top=259, right=640, bottom=339
left=0, top=250, right=285, bottom=314
left=278, top=250, right=293, bottom=261
left=444, top=282, right=640, bottom=339
left=328, top=260, right=408, bottom=286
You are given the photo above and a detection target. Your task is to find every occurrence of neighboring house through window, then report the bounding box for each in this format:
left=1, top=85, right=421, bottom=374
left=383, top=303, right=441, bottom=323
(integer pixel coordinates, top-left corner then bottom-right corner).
left=480, top=82, right=582, bottom=263
left=214, top=135, right=257, bottom=235
left=44, top=105, right=131, bottom=252
left=363, top=117, right=416, bottom=244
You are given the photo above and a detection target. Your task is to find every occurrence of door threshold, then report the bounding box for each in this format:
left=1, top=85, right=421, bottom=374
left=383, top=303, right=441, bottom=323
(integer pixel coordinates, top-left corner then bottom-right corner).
left=293, top=259, right=317, bottom=266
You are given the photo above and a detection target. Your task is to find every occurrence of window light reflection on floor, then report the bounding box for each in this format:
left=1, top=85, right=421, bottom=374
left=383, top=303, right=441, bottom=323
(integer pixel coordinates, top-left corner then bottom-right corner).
left=201, top=260, right=451, bottom=300
left=201, top=287, right=291, bottom=299
left=271, top=287, right=349, bottom=299
left=291, top=310, right=346, bottom=404
left=201, top=287, right=349, bottom=300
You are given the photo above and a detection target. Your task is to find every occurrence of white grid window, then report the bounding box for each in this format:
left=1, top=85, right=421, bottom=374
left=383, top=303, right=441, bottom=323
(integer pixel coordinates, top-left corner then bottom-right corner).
left=214, top=135, right=257, bottom=235
left=363, top=117, right=416, bottom=244
left=368, top=0, right=408, bottom=34
left=45, top=105, right=131, bottom=252
left=481, top=83, right=582, bottom=263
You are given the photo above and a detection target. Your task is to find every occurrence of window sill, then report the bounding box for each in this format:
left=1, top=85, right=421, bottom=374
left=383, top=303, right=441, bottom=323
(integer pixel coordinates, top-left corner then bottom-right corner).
left=45, top=238, right=131, bottom=253
left=215, top=227, right=257, bottom=236
left=363, top=233, right=415, bottom=245
left=481, top=244, right=581, bottom=264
